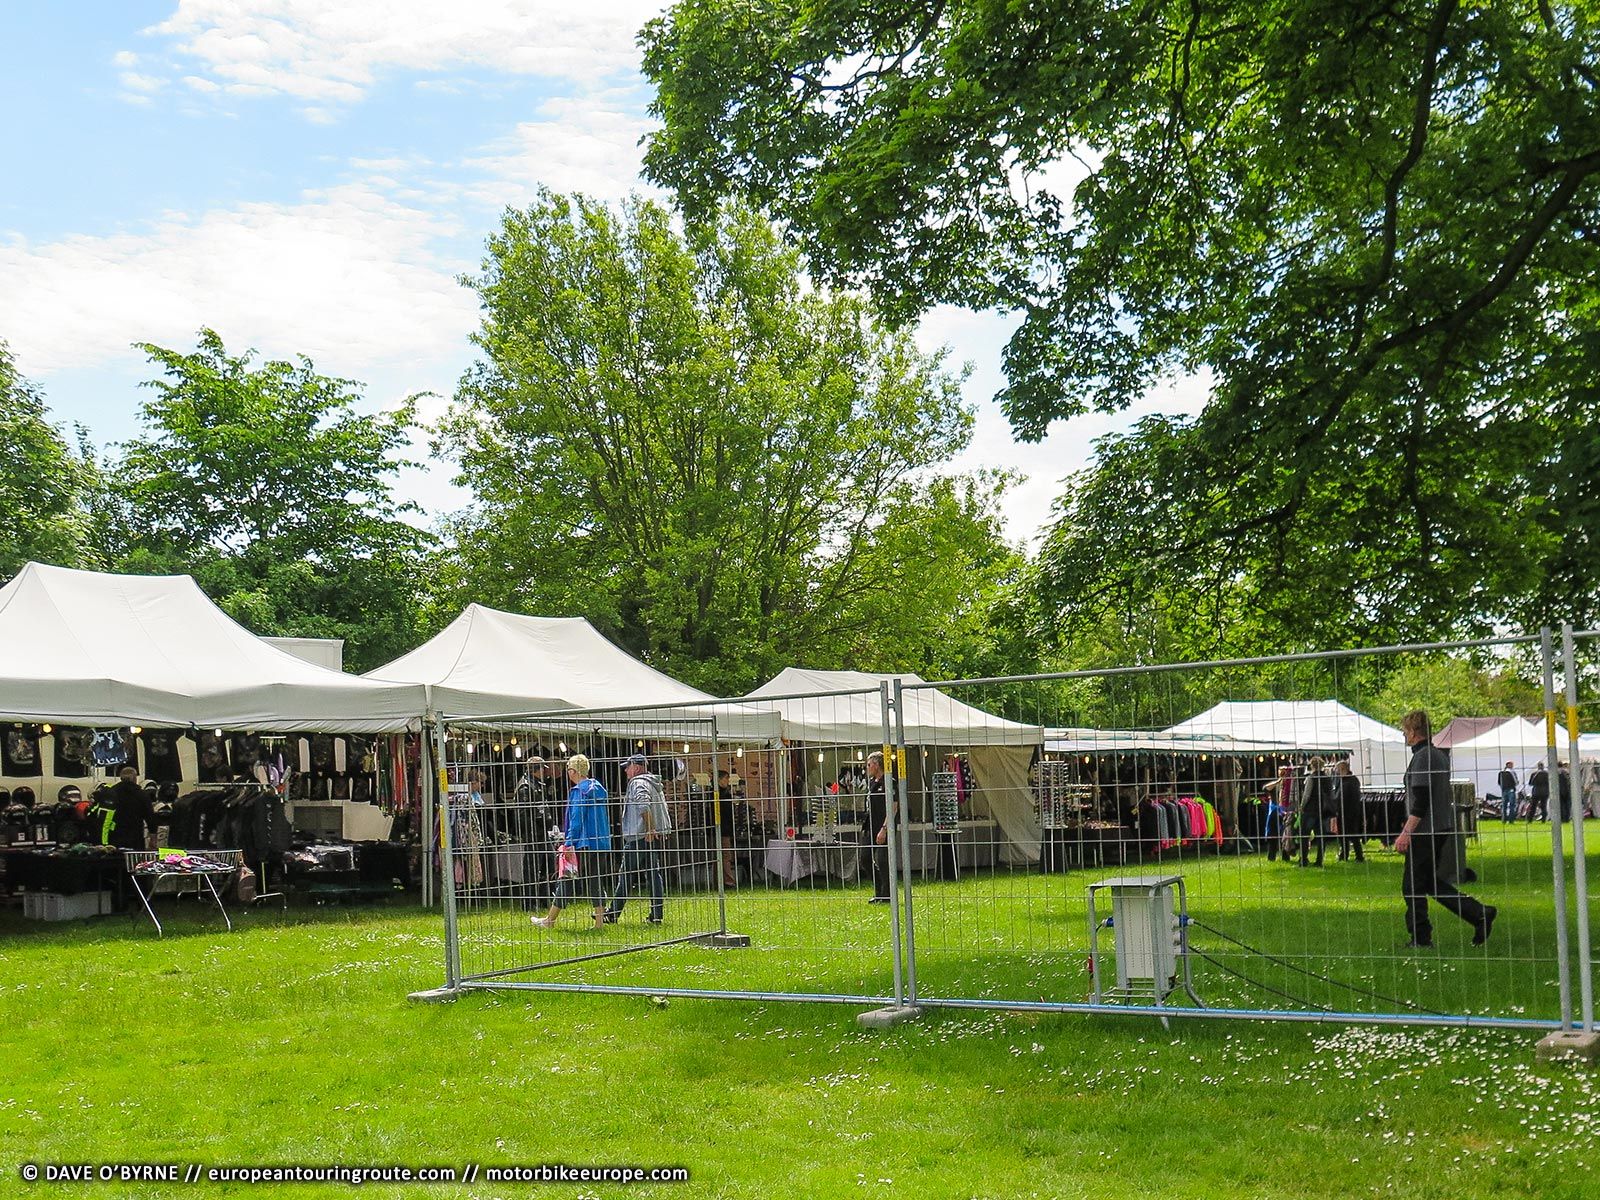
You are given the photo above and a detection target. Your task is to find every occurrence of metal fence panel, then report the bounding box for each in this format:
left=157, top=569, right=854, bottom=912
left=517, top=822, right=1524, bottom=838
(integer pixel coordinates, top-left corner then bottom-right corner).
left=435, top=693, right=904, bottom=1004
left=421, top=634, right=1595, bottom=1030
left=898, top=636, right=1572, bottom=1029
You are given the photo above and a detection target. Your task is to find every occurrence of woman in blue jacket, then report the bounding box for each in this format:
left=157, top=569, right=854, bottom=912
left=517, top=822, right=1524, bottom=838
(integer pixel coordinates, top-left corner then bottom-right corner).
left=532, top=753, right=612, bottom=930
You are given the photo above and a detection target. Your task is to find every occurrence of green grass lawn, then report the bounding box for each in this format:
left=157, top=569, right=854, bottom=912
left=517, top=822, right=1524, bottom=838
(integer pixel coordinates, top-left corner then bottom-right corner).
left=3, top=824, right=1598, bottom=1199
left=458, top=820, right=1593, bottom=1026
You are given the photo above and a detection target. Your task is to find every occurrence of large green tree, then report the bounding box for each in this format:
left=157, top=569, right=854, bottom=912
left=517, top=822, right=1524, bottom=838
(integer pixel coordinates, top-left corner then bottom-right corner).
left=437, top=193, right=1020, bottom=692
left=110, top=330, right=429, bottom=671
left=0, top=342, right=96, bottom=579
left=642, top=1, right=1600, bottom=643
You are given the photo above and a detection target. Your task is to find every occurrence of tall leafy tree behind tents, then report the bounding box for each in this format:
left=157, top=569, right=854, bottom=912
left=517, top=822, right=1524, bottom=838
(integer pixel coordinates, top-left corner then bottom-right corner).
left=641, top=0, right=1600, bottom=644
left=0, top=341, right=97, bottom=579
left=436, top=193, right=1022, bottom=693
left=108, top=329, right=430, bottom=671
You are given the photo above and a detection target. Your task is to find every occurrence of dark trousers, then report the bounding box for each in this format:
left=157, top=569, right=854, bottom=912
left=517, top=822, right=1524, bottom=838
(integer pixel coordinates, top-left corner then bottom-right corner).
left=1337, top=833, right=1365, bottom=861
left=1263, top=808, right=1285, bottom=860
left=1527, top=793, right=1548, bottom=821
left=871, top=841, right=890, bottom=899
left=1298, top=815, right=1327, bottom=866
left=1402, top=834, right=1487, bottom=945
left=608, top=838, right=664, bottom=920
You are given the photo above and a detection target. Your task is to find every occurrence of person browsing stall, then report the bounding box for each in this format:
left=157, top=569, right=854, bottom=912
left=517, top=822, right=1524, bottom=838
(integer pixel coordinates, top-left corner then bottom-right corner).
left=105, top=765, right=158, bottom=851
left=531, top=754, right=612, bottom=931
left=605, top=754, right=668, bottom=925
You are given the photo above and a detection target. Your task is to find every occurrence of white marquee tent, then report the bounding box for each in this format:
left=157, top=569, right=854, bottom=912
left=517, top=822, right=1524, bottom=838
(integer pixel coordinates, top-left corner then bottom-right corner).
left=745, top=668, right=1044, bottom=747
left=1166, top=699, right=1410, bottom=787
left=0, top=562, right=424, bottom=734
left=1448, top=719, right=1564, bottom=798
left=365, top=604, right=780, bottom=740
left=745, top=668, right=1046, bottom=863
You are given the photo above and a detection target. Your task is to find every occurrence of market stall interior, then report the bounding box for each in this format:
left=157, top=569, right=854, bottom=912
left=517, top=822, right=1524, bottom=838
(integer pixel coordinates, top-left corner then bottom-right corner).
left=0, top=564, right=426, bottom=921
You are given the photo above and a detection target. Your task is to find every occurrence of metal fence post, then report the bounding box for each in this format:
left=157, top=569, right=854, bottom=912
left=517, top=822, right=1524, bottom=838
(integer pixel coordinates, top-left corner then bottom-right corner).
left=711, top=715, right=728, bottom=937
left=1542, top=627, right=1575, bottom=1031
left=435, top=716, right=462, bottom=989
left=893, top=676, right=919, bottom=1004
left=880, top=681, right=905, bottom=1008
left=1562, top=623, right=1594, bottom=1032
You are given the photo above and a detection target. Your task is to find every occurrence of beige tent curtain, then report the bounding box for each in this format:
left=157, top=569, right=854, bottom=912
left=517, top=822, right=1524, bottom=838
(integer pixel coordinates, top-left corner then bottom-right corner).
left=966, top=745, right=1040, bottom=865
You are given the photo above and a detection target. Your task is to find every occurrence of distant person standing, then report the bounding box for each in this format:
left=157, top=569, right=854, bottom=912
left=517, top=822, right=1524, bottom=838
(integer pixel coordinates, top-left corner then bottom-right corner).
left=1558, top=762, right=1573, bottom=824
left=105, top=765, right=158, bottom=850
left=1497, top=761, right=1518, bottom=824
left=1263, top=766, right=1293, bottom=863
left=1527, top=762, right=1549, bottom=822
left=1296, top=756, right=1337, bottom=868
left=1334, top=760, right=1365, bottom=862
left=866, top=751, right=891, bottom=903
left=1395, top=710, right=1496, bottom=949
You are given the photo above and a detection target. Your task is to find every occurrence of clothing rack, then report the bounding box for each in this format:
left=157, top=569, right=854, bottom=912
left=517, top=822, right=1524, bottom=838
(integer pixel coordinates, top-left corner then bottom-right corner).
left=183, top=781, right=288, bottom=908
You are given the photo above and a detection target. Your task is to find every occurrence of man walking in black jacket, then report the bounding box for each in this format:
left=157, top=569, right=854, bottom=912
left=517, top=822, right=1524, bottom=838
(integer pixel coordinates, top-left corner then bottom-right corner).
left=1395, top=710, right=1496, bottom=949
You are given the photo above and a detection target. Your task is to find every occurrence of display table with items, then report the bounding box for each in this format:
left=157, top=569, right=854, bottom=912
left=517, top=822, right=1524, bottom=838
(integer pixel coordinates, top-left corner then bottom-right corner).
left=2, top=844, right=126, bottom=918
left=124, top=850, right=242, bottom=936
left=764, top=837, right=862, bottom=886
left=901, top=820, right=999, bottom=875
left=284, top=838, right=411, bottom=903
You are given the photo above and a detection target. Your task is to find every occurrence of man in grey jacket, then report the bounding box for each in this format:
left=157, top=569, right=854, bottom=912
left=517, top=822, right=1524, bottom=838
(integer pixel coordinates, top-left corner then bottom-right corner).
left=1394, top=710, right=1496, bottom=949
left=604, top=754, right=668, bottom=924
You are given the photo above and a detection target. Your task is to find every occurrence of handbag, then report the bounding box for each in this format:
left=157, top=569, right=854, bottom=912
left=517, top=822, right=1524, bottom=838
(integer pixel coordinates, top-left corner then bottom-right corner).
left=557, top=844, right=579, bottom=879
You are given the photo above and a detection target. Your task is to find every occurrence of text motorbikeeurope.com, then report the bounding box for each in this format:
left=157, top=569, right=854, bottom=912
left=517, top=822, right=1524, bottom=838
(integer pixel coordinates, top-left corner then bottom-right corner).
left=20, top=1163, right=690, bottom=1185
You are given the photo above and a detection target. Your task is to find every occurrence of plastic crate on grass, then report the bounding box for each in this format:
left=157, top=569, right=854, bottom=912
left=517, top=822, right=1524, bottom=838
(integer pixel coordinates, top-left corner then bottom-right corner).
left=22, top=890, right=112, bottom=920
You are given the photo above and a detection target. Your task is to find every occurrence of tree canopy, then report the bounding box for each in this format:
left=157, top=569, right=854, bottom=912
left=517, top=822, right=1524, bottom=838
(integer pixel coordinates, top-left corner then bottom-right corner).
left=642, top=1, right=1600, bottom=642
left=0, top=343, right=96, bottom=580
left=436, top=193, right=1021, bottom=692
left=109, top=330, right=430, bottom=671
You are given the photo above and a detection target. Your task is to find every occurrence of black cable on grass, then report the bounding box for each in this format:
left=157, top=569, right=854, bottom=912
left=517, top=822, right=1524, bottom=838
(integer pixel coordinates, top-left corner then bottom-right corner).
left=1189, top=918, right=1443, bottom=1016
left=1189, top=946, right=1332, bottom=1013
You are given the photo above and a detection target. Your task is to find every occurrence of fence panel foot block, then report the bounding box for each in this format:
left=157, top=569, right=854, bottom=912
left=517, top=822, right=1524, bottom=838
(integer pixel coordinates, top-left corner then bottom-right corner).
left=407, top=987, right=463, bottom=1003
left=1536, top=1030, right=1600, bottom=1065
left=856, top=1005, right=922, bottom=1029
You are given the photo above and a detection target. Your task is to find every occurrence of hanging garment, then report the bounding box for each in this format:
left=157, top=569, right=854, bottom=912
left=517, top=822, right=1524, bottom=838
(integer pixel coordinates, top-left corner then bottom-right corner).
left=91, top=729, right=130, bottom=769
left=141, top=729, right=184, bottom=783
left=229, top=732, right=263, bottom=771
left=52, top=727, right=94, bottom=777
left=193, top=731, right=229, bottom=782
left=2, top=724, right=42, bottom=776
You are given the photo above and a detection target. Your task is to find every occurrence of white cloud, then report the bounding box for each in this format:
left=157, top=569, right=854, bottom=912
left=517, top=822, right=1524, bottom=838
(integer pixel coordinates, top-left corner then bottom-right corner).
left=143, top=0, right=665, bottom=106
left=464, top=88, right=657, bottom=206
left=0, top=181, right=477, bottom=381
left=120, top=72, right=168, bottom=93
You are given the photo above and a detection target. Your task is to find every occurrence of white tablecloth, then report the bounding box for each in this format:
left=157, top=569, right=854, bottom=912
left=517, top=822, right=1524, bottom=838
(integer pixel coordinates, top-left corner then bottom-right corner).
left=764, top=838, right=862, bottom=885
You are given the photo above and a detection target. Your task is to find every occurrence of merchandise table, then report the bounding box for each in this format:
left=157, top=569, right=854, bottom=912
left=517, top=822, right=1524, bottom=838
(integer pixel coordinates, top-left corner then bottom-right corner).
left=764, top=837, right=862, bottom=886
left=123, top=850, right=242, bottom=936
left=1, top=846, right=125, bottom=906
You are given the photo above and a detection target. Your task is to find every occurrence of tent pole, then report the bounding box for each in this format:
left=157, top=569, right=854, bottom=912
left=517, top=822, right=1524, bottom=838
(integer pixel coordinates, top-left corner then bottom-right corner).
left=420, top=723, right=434, bottom=909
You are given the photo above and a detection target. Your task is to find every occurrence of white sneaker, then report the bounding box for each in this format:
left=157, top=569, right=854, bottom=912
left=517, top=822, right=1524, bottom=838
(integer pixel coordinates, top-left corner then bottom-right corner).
left=530, top=915, right=553, bottom=928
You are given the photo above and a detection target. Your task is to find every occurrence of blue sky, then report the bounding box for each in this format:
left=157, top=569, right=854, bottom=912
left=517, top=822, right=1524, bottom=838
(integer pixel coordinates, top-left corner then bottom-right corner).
left=1, top=1, right=1202, bottom=544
